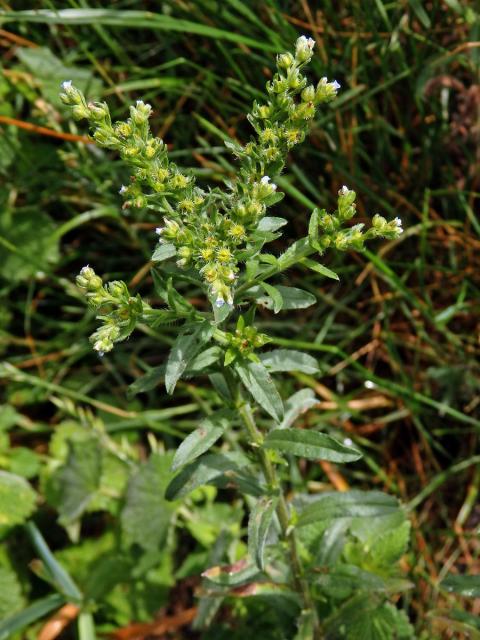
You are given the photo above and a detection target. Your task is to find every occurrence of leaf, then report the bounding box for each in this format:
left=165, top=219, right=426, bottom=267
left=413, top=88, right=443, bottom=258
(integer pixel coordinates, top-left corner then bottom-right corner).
left=202, top=558, right=260, bottom=586
left=172, top=411, right=232, bottom=470
left=263, top=191, right=285, bottom=207
left=257, top=217, right=288, bottom=232
left=0, top=566, right=24, bottom=619
left=56, top=439, right=101, bottom=524
left=260, top=282, right=283, bottom=313
left=297, top=491, right=401, bottom=528
left=0, top=594, right=65, bottom=640
left=247, top=285, right=316, bottom=310
left=0, top=471, right=37, bottom=526
left=234, top=360, right=284, bottom=423
left=263, top=429, right=362, bottom=463
left=300, top=257, right=339, bottom=280
left=280, top=389, right=318, bottom=429
left=152, top=243, right=176, bottom=262
left=308, top=208, right=322, bottom=252
left=166, top=452, right=253, bottom=501
left=16, top=46, right=102, bottom=107
left=165, top=321, right=213, bottom=394
left=248, top=495, right=278, bottom=570
left=121, top=452, right=177, bottom=551
left=440, top=574, right=480, bottom=598
left=276, top=237, right=310, bottom=270
left=259, top=349, right=319, bottom=374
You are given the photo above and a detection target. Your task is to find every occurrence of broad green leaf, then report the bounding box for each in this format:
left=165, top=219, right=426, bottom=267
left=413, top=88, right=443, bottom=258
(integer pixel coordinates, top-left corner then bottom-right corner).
left=0, top=594, right=65, bottom=640
left=297, top=491, right=400, bottom=528
left=263, top=429, right=362, bottom=463
left=280, top=389, right=318, bottom=429
left=0, top=566, right=24, bottom=619
left=56, top=439, right=101, bottom=524
left=121, top=452, right=177, bottom=551
left=259, top=349, right=319, bottom=374
left=166, top=452, right=253, bottom=501
left=165, top=321, right=213, bottom=394
left=440, top=574, right=480, bottom=598
left=172, top=411, right=232, bottom=470
left=234, top=361, right=284, bottom=423
left=260, top=282, right=283, bottom=313
left=257, top=217, right=288, bottom=232
left=276, top=237, right=310, bottom=270
left=248, top=495, right=278, bottom=570
left=247, top=285, right=316, bottom=310
left=300, top=257, right=339, bottom=281
left=0, top=471, right=37, bottom=526
left=152, top=243, right=176, bottom=262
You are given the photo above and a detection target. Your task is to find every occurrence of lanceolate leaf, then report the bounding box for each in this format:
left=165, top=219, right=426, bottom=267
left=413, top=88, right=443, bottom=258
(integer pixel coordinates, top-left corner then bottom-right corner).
left=234, top=361, right=284, bottom=423
left=172, top=411, right=232, bottom=470
left=260, top=282, right=283, bottom=313
left=300, top=257, right=339, bottom=281
left=263, top=429, right=362, bottom=463
left=280, top=389, right=318, bottom=429
left=297, top=491, right=401, bottom=528
left=248, top=495, right=278, bottom=570
left=165, top=452, right=252, bottom=501
left=152, top=243, right=176, bottom=262
left=247, top=285, right=316, bottom=311
left=440, top=574, right=480, bottom=598
left=259, top=349, right=319, bottom=374
left=165, top=321, right=213, bottom=394
left=257, top=217, right=288, bottom=232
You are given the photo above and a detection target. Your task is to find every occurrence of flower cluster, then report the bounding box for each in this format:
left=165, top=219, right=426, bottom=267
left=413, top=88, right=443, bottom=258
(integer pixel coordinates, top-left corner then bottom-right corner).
left=223, top=316, right=270, bottom=366
left=61, top=36, right=340, bottom=309
left=75, top=266, right=145, bottom=354
left=312, top=186, right=403, bottom=253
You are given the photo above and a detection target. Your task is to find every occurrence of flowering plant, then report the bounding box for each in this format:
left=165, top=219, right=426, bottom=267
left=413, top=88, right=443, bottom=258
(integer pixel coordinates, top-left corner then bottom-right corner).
left=61, top=36, right=411, bottom=639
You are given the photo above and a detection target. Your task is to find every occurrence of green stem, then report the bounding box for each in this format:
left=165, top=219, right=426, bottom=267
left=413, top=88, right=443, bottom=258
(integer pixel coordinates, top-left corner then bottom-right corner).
left=234, top=388, right=322, bottom=638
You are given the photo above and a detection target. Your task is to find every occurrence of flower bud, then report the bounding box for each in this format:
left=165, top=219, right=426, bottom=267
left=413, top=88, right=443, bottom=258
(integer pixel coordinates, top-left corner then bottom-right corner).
left=277, top=52, right=294, bottom=70
left=301, top=85, right=315, bottom=102
left=59, top=81, right=82, bottom=106
left=315, top=77, right=341, bottom=103
left=295, top=35, right=315, bottom=63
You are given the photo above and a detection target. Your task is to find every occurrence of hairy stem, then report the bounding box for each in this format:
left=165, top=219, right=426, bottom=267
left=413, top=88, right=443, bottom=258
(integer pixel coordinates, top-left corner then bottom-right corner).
left=235, top=395, right=322, bottom=638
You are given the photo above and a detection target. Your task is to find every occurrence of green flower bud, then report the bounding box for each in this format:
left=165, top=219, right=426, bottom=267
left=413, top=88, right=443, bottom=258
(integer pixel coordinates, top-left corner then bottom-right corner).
left=295, top=35, right=315, bottom=63
left=301, top=85, right=315, bottom=102
left=277, top=52, right=294, bottom=70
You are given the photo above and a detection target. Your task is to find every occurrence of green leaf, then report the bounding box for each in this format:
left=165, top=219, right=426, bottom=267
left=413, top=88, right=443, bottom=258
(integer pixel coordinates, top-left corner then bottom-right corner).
left=121, top=452, right=177, bottom=551
left=56, top=439, right=101, bottom=524
left=297, top=491, right=401, bottom=528
left=263, top=190, right=285, bottom=207
left=276, top=237, right=310, bottom=270
left=234, top=361, right=284, bottom=423
left=308, top=208, right=322, bottom=252
left=0, top=566, right=24, bottom=619
left=280, top=389, right=318, bottom=429
left=259, top=349, right=319, bottom=374
left=0, top=594, right=65, bottom=640
left=257, top=217, right=288, bottom=232
left=263, top=429, right=362, bottom=463
left=300, top=257, right=339, bottom=280
left=165, top=321, right=213, bottom=394
left=248, top=495, right=278, bottom=570
left=202, top=558, right=260, bottom=586
left=440, top=574, right=480, bottom=598
left=166, top=452, right=253, bottom=501
left=0, top=471, right=37, bottom=526
left=152, top=243, right=176, bottom=262
left=260, top=282, right=283, bottom=313
left=248, top=285, right=316, bottom=310
left=172, top=411, right=231, bottom=470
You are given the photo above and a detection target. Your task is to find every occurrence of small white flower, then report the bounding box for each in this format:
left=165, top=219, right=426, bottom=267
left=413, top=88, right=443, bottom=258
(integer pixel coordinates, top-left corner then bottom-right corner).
left=261, top=176, right=271, bottom=185
left=215, top=297, right=225, bottom=308
left=339, top=185, right=349, bottom=196
left=393, top=217, right=403, bottom=233
left=298, top=35, right=315, bottom=50
left=332, top=80, right=341, bottom=91
left=61, top=80, right=72, bottom=91
left=228, top=271, right=236, bottom=281
left=119, top=185, right=128, bottom=195
left=155, top=227, right=164, bottom=235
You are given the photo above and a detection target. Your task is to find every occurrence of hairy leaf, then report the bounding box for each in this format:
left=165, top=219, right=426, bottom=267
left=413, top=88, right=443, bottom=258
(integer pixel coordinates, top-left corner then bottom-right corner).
left=263, top=429, right=362, bottom=463
left=165, top=321, right=213, bottom=394
left=298, top=491, right=400, bottom=528
left=248, top=495, right=278, bottom=570
left=172, top=411, right=232, bottom=470
left=235, top=361, right=284, bottom=423
left=259, top=349, right=319, bottom=374
left=280, top=389, right=318, bottom=429
left=0, top=471, right=37, bottom=527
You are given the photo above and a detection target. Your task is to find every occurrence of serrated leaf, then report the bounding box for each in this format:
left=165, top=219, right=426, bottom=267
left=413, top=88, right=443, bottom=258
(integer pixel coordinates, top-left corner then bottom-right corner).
left=260, top=282, right=283, bottom=313
left=152, top=243, right=176, bottom=262
left=280, top=389, right=318, bottom=429
left=172, top=411, right=231, bottom=470
left=234, top=360, right=284, bottom=423
left=121, top=452, right=177, bottom=551
left=0, top=471, right=37, bottom=526
left=298, top=491, right=400, bottom=528
left=257, top=217, right=288, bottom=232
left=248, top=495, right=278, bottom=570
left=259, top=349, right=319, bottom=374
left=166, top=452, right=252, bottom=501
left=440, top=574, right=480, bottom=598
left=165, top=321, right=213, bottom=394
left=0, top=566, right=25, bottom=619
left=263, top=429, right=362, bottom=463
left=56, top=439, right=101, bottom=524
left=300, top=257, right=339, bottom=280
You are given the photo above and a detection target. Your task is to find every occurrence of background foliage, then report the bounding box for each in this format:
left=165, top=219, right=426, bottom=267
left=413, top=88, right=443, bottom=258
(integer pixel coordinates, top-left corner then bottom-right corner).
left=0, top=1, right=479, bottom=638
